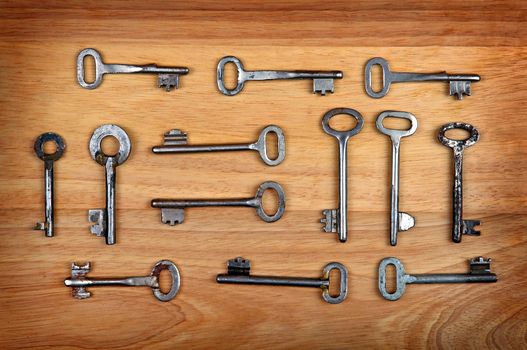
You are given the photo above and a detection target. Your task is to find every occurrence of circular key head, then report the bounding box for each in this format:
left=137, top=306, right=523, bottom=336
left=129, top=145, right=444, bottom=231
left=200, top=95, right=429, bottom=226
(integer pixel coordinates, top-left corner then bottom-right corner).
left=321, top=108, right=364, bottom=141
left=254, top=125, right=286, bottom=166
left=376, top=111, right=418, bottom=140
left=254, top=181, right=286, bottom=222
left=378, top=257, right=407, bottom=301
left=34, top=132, right=66, bottom=161
left=216, top=56, right=246, bottom=96
left=150, top=260, right=181, bottom=302
left=89, top=124, right=131, bottom=166
left=77, top=48, right=106, bottom=89
left=364, top=57, right=393, bottom=98
left=437, top=122, right=479, bottom=150
left=321, top=262, right=348, bottom=304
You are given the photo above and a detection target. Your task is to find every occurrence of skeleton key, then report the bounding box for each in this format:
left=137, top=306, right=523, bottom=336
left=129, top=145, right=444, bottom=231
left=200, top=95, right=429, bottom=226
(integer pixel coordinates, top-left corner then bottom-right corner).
left=88, top=124, right=131, bottom=245
left=216, top=257, right=348, bottom=304
left=376, top=111, right=418, bottom=246
left=320, top=108, right=364, bottom=242
left=378, top=256, right=497, bottom=301
left=151, top=181, right=285, bottom=226
left=216, top=56, right=343, bottom=96
left=64, top=260, right=180, bottom=302
left=33, top=132, right=66, bottom=237
left=365, top=57, right=480, bottom=99
left=77, top=48, right=189, bottom=91
left=152, top=125, right=285, bottom=166
left=438, top=122, right=481, bottom=243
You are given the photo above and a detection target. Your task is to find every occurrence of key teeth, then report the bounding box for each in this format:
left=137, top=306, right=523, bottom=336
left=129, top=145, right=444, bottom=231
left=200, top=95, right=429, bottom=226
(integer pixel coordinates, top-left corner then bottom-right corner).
left=313, top=79, right=334, bottom=96
left=321, top=209, right=338, bottom=233
left=227, top=257, right=251, bottom=275
left=34, top=222, right=46, bottom=231
left=398, top=212, right=415, bottom=231
left=158, top=74, right=179, bottom=91
left=463, top=219, right=481, bottom=236
left=69, top=262, right=92, bottom=299
left=449, top=80, right=471, bottom=100
left=88, top=209, right=106, bottom=237
left=161, top=208, right=185, bottom=226
left=163, top=129, right=188, bottom=146
left=470, top=256, right=492, bottom=275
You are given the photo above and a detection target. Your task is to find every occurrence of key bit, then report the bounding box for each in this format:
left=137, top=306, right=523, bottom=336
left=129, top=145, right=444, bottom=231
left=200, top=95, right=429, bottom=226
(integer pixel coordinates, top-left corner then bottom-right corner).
left=158, top=74, right=180, bottom=92
left=313, top=78, right=334, bottom=95
left=470, top=257, right=492, bottom=274
left=398, top=212, right=415, bottom=231
left=449, top=80, right=472, bottom=100
left=162, top=129, right=188, bottom=146
left=161, top=208, right=185, bottom=226
left=88, top=209, right=106, bottom=236
left=463, top=219, right=481, bottom=235
left=321, top=209, right=338, bottom=233
left=227, top=257, right=251, bottom=275
left=70, top=262, right=92, bottom=299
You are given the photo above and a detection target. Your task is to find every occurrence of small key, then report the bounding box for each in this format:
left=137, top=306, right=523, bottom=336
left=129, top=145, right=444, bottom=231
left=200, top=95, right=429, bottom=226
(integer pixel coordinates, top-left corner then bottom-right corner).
left=152, top=125, right=285, bottom=166
left=216, top=56, right=343, bottom=96
left=438, top=122, right=481, bottom=243
left=376, top=111, right=418, bottom=246
left=77, top=48, right=189, bottom=91
left=320, top=108, right=364, bottom=243
left=34, top=132, right=66, bottom=237
left=64, top=260, right=180, bottom=302
left=364, top=57, right=480, bottom=99
left=216, top=257, right=348, bottom=304
left=88, top=124, right=131, bottom=245
left=378, top=256, right=497, bottom=301
left=151, top=181, right=285, bottom=226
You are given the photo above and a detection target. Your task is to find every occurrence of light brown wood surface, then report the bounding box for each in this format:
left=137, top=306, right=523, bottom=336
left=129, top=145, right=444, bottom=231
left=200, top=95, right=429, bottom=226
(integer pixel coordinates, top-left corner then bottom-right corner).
left=1, top=1, right=526, bottom=349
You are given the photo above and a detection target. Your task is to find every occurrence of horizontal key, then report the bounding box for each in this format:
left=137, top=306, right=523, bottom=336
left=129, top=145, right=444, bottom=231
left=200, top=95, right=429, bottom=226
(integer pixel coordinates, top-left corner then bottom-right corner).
left=378, top=256, right=497, bottom=301
left=216, top=257, right=348, bottom=304
left=152, top=125, right=285, bottom=166
left=365, top=57, right=480, bottom=99
left=217, top=56, right=343, bottom=96
left=77, top=48, right=189, bottom=91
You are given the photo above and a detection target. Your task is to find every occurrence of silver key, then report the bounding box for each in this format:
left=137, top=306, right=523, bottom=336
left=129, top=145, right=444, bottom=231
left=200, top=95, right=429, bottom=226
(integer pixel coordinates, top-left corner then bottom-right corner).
left=378, top=256, right=497, bottom=301
left=438, top=122, right=481, bottom=243
left=34, top=132, right=66, bottom=237
left=64, top=260, right=180, bottom=302
left=152, top=125, right=285, bottom=166
left=216, top=56, right=343, bottom=96
left=151, top=181, right=285, bottom=226
left=320, top=108, right=364, bottom=243
left=365, top=57, right=480, bottom=99
left=376, top=111, right=418, bottom=246
left=216, top=257, right=348, bottom=304
left=77, top=48, right=189, bottom=91
left=88, top=124, right=131, bottom=245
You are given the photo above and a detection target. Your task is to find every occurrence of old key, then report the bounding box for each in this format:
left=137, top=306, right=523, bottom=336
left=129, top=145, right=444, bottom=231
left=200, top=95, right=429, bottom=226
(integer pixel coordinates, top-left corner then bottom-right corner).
left=217, top=257, right=348, bottom=304
left=438, top=122, right=481, bottom=243
left=77, top=48, right=189, bottom=91
left=217, top=56, right=343, bottom=96
left=34, top=132, right=66, bottom=237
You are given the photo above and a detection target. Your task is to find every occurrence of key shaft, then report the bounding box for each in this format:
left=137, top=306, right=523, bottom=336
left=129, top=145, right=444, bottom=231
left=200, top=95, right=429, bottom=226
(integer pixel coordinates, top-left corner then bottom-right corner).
left=104, top=157, right=117, bottom=245
left=407, top=273, right=497, bottom=284
left=103, top=63, right=189, bottom=75
left=153, top=143, right=252, bottom=153
left=152, top=197, right=258, bottom=209
left=245, top=70, right=343, bottom=81
left=216, top=274, right=329, bottom=288
left=65, top=276, right=158, bottom=288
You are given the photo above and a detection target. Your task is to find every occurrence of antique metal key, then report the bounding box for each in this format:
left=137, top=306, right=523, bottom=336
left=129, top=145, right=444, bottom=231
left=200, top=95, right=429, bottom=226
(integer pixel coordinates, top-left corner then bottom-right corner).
left=438, top=122, right=481, bottom=243
left=376, top=111, right=417, bottom=246
left=152, top=125, right=285, bottom=166
left=378, top=256, right=497, bottom=301
left=216, top=56, right=343, bottom=96
left=365, top=57, right=480, bottom=99
left=320, top=108, right=364, bottom=242
left=34, top=132, right=66, bottom=237
left=77, top=48, right=189, bottom=91
left=64, top=260, right=180, bottom=302
left=217, top=257, right=348, bottom=304
left=151, top=181, right=285, bottom=225
left=88, top=124, right=131, bottom=245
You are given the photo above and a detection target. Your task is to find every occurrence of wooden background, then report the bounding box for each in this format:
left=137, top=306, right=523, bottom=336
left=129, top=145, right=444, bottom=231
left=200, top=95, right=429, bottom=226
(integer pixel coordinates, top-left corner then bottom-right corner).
left=0, top=1, right=526, bottom=349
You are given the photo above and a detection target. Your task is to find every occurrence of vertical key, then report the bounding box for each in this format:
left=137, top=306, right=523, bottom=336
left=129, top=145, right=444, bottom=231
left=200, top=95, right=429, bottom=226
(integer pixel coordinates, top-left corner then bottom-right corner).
left=216, top=56, right=343, bottom=96
left=216, top=257, right=348, bottom=304
left=376, top=111, right=418, bottom=245
left=88, top=124, right=131, bottom=245
left=378, top=256, right=497, bottom=301
left=438, top=122, right=480, bottom=243
left=34, top=132, right=66, bottom=237
left=320, top=108, right=364, bottom=242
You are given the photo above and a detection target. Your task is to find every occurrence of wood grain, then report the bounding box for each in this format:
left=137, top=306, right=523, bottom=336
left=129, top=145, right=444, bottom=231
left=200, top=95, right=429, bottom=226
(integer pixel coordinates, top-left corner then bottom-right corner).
left=0, top=1, right=526, bottom=349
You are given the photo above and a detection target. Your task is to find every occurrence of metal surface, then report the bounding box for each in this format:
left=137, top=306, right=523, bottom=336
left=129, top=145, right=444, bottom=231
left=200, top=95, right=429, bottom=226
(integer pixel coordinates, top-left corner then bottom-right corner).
left=152, top=125, right=286, bottom=166
left=88, top=124, right=131, bottom=245
left=216, top=56, right=343, bottom=96
left=216, top=257, right=348, bottom=304
left=320, top=108, right=364, bottom=242
left=151, top=181, right=285, bottom=225
left=34, top=132, right=65, bottom=237
left=378, top=257, right=497, bottom=301
left=376, top=111, right=417, bottom=246
left=64, top=260, right=180, bottom=302
left=438, top=122, right=480, bottom=243
left=76, top=48, right=189, bottom=91
left=364, top=57, right=480, bottom=99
